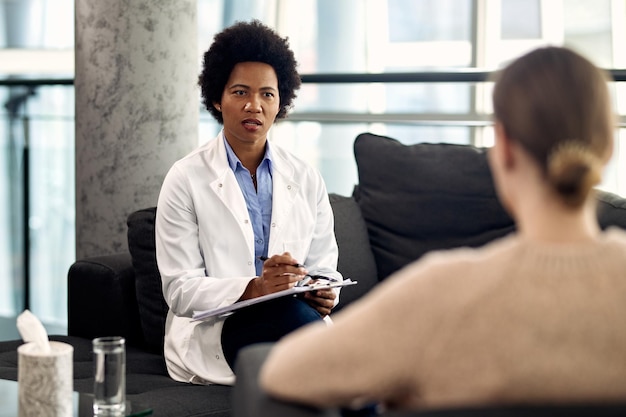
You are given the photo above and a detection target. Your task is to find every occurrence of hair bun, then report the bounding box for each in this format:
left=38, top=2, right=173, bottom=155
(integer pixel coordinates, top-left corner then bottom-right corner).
left=547, top=142, right=602, bottom=208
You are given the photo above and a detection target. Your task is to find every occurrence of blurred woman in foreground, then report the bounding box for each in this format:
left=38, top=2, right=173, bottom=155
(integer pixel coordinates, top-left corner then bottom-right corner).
left=261, top=46, right=626, bottom=412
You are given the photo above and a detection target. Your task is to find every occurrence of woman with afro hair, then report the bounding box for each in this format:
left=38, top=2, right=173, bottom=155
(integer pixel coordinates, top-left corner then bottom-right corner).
left=155, top=20, right=342, bottom=385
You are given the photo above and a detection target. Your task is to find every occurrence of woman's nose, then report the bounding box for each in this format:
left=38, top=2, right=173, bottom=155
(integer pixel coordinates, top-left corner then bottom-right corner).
left=245, top=96, right=261, bottom=112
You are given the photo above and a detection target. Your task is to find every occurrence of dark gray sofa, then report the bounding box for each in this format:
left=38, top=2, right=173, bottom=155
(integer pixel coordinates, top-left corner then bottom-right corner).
left=233, top=343, right=626, bottom=417
left=2, top=132, right=626, bottom=417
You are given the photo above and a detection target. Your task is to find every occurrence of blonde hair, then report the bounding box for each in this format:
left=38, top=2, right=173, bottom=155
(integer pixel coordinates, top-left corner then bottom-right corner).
left=547, top=142, right=603, bottom=207
left=492, top=46, right=614, bottom=208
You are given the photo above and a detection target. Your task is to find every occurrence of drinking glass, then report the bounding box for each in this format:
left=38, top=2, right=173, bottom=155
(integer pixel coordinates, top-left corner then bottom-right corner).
left=92, top=336, right=126, bottom=416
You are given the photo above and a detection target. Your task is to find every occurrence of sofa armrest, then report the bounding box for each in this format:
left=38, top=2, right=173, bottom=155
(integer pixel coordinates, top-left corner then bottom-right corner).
left=67, top=253, right=145, bottom=348
left=233, top=343, right=340, bottom=417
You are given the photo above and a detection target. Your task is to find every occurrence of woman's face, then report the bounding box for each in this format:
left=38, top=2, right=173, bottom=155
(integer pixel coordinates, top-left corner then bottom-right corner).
left=215, top=61, right=280, bottom=147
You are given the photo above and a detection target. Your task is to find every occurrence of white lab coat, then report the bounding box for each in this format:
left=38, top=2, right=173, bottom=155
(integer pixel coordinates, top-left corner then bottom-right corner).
left=155, top=131, right=341, bottom=385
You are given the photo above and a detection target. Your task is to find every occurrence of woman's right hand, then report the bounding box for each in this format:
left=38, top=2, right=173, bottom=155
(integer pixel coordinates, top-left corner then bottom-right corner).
left=257, top=252, right=307, bottom=295
left=240, top=252, right=307, bottom=300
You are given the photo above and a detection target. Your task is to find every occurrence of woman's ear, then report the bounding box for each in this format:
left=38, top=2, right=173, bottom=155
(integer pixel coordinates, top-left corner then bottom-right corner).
left=213, top=102, right=222, bottom=112
left=494, top=122, right=515, bottom=169
left=489, top=121, right=516, bottom=217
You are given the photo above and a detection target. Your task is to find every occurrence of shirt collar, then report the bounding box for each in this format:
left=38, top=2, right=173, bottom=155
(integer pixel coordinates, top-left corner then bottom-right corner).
left=223, top=134, right=274, bottom=174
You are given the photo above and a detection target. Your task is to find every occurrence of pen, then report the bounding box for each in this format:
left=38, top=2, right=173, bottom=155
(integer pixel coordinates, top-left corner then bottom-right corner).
left=296, top=275, right=338, bottom=287
left=257, top=255, right=304, bottom=268
left=306, top=274, right=338, bottom=282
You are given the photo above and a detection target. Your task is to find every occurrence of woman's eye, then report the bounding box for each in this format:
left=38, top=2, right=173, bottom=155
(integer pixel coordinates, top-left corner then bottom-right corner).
left=233, top=90, right=246, bottom=96
left=264, top=92, right=274, bottom=98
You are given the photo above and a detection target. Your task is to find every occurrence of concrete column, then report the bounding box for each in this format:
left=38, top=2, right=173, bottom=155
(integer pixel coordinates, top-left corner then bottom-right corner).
left=75, top=0, right=198, bottom=258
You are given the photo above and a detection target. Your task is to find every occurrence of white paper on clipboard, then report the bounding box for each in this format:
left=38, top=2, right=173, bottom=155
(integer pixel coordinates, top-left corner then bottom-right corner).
left=192, top=279, right=357, bottom=321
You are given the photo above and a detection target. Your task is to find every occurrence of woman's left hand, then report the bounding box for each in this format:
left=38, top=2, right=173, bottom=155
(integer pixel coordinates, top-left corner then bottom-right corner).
left=303, top=287, right=336, bottom=317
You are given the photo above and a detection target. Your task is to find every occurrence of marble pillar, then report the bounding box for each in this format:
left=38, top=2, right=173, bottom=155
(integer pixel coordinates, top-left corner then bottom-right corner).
left=75, top=0, right=198, bottom=258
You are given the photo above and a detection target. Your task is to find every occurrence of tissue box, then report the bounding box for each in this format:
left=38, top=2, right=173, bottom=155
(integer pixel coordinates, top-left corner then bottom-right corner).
left=18, top=341, right=74, bottom=417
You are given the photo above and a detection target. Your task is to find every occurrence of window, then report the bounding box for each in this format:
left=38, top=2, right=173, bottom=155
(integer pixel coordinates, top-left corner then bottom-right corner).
left=2, top=0, right=626, bottom=337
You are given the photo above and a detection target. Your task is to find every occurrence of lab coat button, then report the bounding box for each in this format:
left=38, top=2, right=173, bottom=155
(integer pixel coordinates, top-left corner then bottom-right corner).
left=244, top=219, right=249, bottom=224
left=218, top=183, right=223, bottom=188
left=287, top=185, right=292, bottom=190
left=215, top=355, right=220, bottom=359
left=248, top=261, right=252, bottom=266
left=271, top=222, right=276, bottom=227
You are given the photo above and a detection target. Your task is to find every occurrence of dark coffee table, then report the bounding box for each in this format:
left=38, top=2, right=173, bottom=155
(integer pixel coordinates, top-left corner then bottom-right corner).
left=0, top=379, right=152, bottom=416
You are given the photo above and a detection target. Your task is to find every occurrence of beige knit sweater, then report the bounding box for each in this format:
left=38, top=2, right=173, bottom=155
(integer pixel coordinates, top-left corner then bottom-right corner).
left=260, top=228, right=626, bottom=411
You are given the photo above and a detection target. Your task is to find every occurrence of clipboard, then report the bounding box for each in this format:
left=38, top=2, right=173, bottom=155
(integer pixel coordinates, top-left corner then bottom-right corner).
left=191, top=279, right=357, bottom=321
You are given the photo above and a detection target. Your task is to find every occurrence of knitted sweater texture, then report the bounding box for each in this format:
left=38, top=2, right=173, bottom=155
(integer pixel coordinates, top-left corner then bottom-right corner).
left=261, top=228, right=626, bottom=410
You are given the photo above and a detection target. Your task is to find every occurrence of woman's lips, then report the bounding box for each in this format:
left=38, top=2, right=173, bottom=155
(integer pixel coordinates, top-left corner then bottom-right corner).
left=242, top=119, right=262, bottom=131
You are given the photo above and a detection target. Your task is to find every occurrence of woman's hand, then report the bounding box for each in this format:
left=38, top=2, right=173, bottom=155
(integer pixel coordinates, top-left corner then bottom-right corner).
left=302, top=287, right=336, bottom=317
left=240, top=252, right=306, bottom=300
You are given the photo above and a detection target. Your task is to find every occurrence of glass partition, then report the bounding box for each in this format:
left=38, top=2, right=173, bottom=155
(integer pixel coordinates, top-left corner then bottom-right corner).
left=0, top=84, right=74, bottom=331
left=1, top=0, right=626, bottom=337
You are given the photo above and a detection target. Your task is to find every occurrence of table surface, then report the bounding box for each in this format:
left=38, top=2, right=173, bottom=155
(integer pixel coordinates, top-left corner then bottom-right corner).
left=0, top=379, right=152, bottom=417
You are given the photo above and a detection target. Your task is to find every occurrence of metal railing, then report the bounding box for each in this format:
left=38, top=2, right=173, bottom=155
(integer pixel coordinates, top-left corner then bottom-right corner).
left=2, top=69, right=626, bottom=312
left=3, top=68, right=626, bottom=86
left=4, top=69, right=626, bottom=126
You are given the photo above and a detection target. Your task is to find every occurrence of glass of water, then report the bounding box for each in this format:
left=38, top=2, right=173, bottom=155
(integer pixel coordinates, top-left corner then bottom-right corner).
left=93, top=336, right=126, bottom=416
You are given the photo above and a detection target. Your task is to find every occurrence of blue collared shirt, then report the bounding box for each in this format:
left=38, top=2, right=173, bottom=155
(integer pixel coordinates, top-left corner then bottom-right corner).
left=224, top=136, right=273, bottom=276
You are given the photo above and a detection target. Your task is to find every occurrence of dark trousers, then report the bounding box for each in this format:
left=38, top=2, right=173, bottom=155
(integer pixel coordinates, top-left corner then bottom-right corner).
left=221, top=296, right=322, bottom=370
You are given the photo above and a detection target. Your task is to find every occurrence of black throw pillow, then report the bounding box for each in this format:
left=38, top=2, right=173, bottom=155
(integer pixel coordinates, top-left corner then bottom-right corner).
left=353, top=132, right=515, bottom=280
left=127, top=207, right=168, bottom=354
left=597, top=189, right=626, bottom=230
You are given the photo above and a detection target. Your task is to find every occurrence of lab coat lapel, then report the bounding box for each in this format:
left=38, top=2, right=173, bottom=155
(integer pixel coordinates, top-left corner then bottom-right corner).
left=209, top=135, right=255, bottom=256
left=268, top=161, right=299, bottom=254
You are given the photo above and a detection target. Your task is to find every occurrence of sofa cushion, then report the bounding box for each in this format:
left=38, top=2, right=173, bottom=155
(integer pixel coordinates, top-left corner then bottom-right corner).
left=328, top=193, right=379, bottom=311
left=68, top=253, right=144, bottom=347
left=597, top=189, right=626, bottom=230
left=353, top=132, right=515, bottom=280
left=127, top=207, right=168, bottom=354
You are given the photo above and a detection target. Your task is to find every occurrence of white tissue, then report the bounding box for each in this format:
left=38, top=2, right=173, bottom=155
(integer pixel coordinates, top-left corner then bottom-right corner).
left=16, top=309, right=51, bottom=354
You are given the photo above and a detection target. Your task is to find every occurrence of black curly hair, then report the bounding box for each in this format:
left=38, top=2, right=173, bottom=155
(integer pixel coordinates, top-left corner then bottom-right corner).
left=199, top=20, right=301, bottom=124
